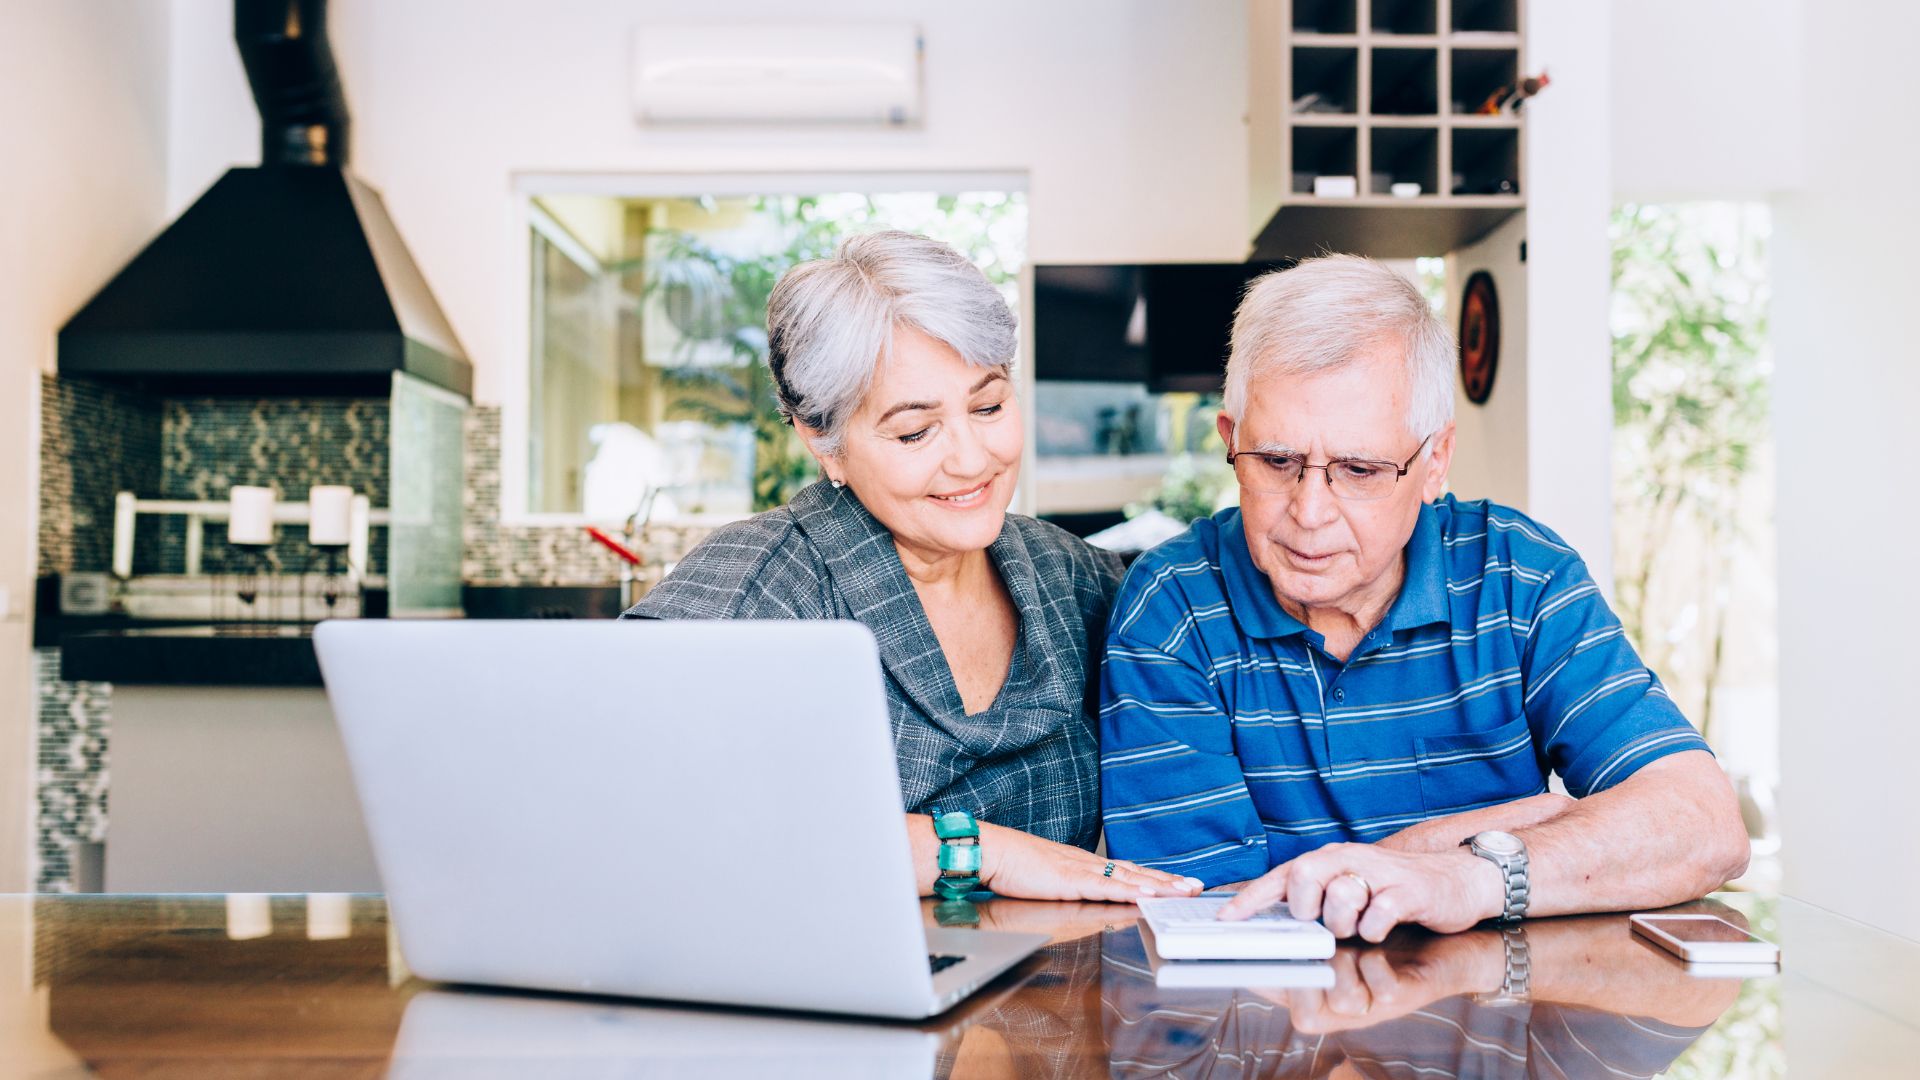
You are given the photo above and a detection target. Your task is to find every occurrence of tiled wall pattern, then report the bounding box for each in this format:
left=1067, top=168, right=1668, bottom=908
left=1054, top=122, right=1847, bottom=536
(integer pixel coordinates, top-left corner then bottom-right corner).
left=36, top=375, right=394, bottom=577
left=37, top=374, right=164, bottom=577
left=158, top=395, right=391, bottom=576
left=33, top=648, right=110, bottom=894
left=463, top=406, right=709, bottom=585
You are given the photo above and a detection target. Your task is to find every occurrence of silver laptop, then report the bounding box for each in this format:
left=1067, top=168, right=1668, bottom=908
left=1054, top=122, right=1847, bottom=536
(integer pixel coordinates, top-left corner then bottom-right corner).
left=313, top=619, right=1047, bottom=1020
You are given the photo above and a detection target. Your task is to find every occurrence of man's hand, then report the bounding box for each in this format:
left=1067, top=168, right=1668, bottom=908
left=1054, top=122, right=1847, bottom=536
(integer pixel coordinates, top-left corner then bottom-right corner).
left=1217, top=843, right=1504, bottom=942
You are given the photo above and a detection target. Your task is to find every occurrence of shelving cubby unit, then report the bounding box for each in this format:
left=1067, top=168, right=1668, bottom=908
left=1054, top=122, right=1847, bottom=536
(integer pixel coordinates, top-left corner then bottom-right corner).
left=1250, top=0, right=1525, bottom=258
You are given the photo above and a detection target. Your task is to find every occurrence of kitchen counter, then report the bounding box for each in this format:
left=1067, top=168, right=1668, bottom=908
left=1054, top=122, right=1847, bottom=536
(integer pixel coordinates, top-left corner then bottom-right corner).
left=53, top=586, right=626, bottom=688
left=50, top=622, right=375, bottom=893
left=41, top=590, right=627, bottom=894
left=60, top=623, right=326, bottom=686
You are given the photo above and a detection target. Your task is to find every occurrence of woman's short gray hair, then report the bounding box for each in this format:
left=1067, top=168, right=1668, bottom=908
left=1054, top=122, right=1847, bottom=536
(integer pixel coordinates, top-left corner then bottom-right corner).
left=765, top=230, right=1017, bottom=454
left=1222, top=254, right=1456, bottom=441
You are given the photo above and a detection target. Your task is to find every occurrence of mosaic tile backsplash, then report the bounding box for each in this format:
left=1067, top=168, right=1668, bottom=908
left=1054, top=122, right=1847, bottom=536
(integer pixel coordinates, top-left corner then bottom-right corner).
left=37, top=375, right=163, bottom=577
left=37, top=374, right=395, bottom=577
left=462, top=406, right=708, bottom=585
left=157, top=394, right=392, bottom=576
left=34, top=648, right=110, bottom=894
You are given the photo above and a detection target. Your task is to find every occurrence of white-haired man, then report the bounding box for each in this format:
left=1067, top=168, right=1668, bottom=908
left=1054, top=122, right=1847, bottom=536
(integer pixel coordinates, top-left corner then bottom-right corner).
left=1099, top=255, right=1748, bottom=940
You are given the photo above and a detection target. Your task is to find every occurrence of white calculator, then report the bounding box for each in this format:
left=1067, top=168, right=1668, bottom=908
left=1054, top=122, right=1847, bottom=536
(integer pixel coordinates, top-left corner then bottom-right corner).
left=1137, top=896, right=1338, bottom=960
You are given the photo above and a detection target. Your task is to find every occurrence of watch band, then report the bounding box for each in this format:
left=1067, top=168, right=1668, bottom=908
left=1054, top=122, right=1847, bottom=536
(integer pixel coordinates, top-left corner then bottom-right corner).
left=1462, top=831, right=1531, bottom=922
left=929, top=808, right=982, bottom=900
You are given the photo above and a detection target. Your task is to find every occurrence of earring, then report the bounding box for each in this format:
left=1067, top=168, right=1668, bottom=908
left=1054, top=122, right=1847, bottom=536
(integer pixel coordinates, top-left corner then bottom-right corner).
left=831, top=478, right=846, bottom=489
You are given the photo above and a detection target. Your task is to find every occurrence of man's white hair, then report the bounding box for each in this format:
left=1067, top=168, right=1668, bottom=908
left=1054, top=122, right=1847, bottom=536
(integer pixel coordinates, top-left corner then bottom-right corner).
left=765, top=230, right=1017, bottom=455
left=1222, top=254, right=1456, bottom=442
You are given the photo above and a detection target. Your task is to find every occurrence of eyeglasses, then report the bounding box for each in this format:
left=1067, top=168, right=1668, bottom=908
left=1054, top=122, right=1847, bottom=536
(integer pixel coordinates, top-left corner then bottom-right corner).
left=1226, top=434, right=1433, bottom=501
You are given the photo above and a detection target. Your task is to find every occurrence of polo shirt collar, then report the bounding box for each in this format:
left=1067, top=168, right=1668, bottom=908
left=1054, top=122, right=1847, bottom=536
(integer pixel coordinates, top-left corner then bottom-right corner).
left=1217, top=501, right=1451, bottom=641
left=1385, top=500, right=1450, bottom=632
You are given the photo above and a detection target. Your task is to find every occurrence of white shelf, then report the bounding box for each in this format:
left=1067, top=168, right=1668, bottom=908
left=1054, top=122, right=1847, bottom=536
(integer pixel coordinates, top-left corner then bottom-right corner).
left=1250, top=0, right=1528, bottom=258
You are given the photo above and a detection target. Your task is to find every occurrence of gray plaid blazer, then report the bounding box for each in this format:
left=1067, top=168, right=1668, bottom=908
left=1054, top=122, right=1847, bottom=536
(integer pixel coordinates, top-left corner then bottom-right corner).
left=625, top=480, right=1123, bottom=849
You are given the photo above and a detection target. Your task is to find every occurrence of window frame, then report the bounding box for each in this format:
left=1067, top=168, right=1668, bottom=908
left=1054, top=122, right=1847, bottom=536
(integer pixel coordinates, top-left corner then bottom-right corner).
left=502, top=171, right=1032, bottom=526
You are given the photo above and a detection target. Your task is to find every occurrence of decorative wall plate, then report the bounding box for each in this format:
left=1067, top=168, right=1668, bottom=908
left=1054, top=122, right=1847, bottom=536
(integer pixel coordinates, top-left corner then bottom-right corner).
left=1459, top=270, right=1500, bottom=405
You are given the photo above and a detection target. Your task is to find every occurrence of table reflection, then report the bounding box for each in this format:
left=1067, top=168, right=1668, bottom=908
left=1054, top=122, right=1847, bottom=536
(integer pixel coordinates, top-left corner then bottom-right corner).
left=22, top=893, right=1874, bottom=1077
left=1102, top=899, right=1758, bottom=1078
left=384, top=932, right=1108, bottom=1079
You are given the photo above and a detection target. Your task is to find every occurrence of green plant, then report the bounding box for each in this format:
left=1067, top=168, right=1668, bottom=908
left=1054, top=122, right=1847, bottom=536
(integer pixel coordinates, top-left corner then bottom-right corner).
left=1610, top=203, right=1771, bottom=747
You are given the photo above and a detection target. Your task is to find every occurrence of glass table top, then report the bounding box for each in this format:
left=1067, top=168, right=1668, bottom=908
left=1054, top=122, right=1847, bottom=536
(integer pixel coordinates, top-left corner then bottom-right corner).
left=1, top=890, right=1913, bottom=1077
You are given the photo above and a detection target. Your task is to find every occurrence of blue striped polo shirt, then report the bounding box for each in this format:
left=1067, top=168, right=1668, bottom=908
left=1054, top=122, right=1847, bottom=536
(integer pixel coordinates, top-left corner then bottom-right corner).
left=1099, top=494, right=1709, bottom=884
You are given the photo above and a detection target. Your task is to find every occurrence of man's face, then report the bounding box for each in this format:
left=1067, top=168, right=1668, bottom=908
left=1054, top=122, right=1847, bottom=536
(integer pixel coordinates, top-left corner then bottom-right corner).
left=1218, top=345, right=1455, bottom=620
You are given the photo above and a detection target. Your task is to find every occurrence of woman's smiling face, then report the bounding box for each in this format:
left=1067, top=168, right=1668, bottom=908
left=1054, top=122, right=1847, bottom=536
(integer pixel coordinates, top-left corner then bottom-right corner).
left=811, top=325, right=1023, bottom=561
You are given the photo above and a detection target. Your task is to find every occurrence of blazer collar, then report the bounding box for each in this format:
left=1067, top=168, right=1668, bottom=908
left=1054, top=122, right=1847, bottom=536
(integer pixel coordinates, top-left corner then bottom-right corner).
left=789, top=481, right=1050, bottom=725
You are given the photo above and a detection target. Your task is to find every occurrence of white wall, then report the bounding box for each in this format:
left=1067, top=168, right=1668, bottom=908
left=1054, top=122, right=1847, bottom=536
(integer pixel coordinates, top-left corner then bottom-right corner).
left=1611, top=0, right=1805, bottom=202
left=1771, top=1, right=1920, bottom=937
left=0, top=2, right=174, bottom=890
left=1512, top=0, right=1616, bottom=585
left=1445, top=211, right=1529, bottom=511
left=166, top=0, right=1254, bottom=407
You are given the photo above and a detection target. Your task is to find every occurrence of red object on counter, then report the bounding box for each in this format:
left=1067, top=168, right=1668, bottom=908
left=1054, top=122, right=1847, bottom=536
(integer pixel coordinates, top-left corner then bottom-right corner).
left=584, top=526, right=642, bottom=565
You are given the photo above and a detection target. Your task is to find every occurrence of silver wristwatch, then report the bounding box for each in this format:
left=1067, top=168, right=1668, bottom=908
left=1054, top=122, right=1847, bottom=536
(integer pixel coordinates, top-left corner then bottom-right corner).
left=1462, top=830, right=1530, bottom=922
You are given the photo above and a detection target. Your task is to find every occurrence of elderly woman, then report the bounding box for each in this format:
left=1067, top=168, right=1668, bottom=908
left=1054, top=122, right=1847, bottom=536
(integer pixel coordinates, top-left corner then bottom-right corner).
left=627, top=231, right=1200, bottom=902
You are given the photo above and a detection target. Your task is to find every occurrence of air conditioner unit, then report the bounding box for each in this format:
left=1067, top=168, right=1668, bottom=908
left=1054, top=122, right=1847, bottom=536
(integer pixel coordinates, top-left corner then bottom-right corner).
left=632, top=23, right=923, bottom=126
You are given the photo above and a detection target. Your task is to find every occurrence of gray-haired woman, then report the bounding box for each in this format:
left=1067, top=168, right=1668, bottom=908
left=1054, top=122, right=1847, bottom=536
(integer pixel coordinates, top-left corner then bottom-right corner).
left=627, top=231, right=1201, bottom=902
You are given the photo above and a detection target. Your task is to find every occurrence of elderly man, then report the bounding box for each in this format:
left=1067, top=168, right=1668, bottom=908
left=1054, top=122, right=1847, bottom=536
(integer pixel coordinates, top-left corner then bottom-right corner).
left=1099, top=254, right=1748, bottom=941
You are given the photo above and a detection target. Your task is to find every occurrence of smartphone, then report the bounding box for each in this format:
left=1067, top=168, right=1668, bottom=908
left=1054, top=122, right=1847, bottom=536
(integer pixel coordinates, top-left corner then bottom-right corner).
left=1630, top=913, right=1780, bottom=964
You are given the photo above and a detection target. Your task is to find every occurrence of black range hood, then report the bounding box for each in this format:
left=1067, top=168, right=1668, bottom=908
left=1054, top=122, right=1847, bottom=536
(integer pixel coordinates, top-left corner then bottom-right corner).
left=59, top=0, right=470, bottom=398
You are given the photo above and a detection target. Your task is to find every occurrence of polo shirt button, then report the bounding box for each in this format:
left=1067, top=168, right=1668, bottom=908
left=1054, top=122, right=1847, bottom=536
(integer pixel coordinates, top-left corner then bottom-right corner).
left=1333, top=688, right=1346, bottom=701
left=1241, top=837, right=1256, bottom=846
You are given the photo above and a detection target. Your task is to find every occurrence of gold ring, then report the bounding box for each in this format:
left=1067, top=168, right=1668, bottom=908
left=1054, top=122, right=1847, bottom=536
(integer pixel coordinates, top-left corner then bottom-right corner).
left=1342, top=872, right=1372, bottom=896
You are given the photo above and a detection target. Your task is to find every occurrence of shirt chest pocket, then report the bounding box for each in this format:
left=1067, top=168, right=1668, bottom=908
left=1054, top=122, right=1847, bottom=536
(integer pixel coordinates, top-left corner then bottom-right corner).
left=1412, top=713, right=1544, bottom=815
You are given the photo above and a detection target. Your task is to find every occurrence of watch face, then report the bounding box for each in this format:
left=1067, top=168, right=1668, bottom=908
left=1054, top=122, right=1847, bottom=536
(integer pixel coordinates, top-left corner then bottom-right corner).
left=1477, top=831, right=1524, bottom=856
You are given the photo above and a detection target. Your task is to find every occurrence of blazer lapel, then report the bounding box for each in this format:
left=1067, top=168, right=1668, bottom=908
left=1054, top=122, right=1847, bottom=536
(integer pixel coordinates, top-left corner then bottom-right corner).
left=986, top=523, right=1067, bottom=711
left=787, top=481, right=964, bottom=724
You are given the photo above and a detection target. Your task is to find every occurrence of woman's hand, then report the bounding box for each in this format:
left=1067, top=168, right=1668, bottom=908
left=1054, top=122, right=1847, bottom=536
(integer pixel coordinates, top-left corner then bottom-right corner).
left=976, top=822, right=1203, bottom=902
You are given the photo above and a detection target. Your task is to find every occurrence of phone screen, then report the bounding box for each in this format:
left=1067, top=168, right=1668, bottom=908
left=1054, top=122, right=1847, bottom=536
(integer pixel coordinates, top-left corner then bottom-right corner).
left=1646, top=917, right=1757, bottom=944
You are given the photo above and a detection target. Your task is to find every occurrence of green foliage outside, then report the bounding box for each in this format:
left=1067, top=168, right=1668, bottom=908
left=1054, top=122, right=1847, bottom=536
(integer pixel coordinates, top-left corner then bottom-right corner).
left=1610, top=203, right=1771, bottom=748
left=637, top=193, right=1026, bottom=510
left=1127, top=429, right=1236, bottom=524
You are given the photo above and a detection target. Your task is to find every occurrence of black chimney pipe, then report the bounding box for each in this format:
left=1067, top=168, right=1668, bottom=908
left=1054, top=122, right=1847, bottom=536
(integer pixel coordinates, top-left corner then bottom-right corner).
left=234, top=0, right=350, bottom=167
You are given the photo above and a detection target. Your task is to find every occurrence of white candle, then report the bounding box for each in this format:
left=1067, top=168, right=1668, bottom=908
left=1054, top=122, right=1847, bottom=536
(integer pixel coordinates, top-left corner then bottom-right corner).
left=228, top=486, right=277, bottom=546
left=307, top=486, right=354, bottom=547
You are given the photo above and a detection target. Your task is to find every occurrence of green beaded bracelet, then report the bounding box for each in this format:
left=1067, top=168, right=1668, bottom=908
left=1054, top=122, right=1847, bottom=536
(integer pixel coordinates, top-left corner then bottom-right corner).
left=929, top=808, right=981, bottom=900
